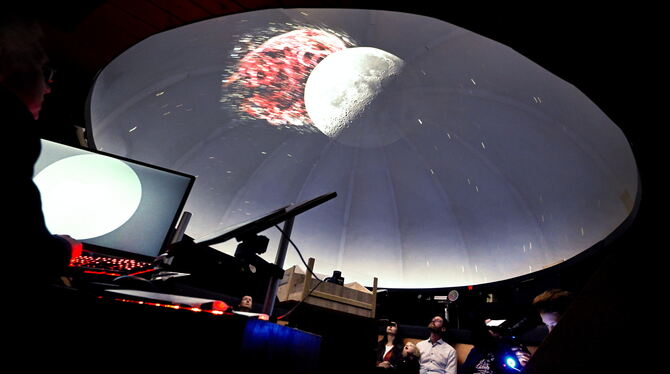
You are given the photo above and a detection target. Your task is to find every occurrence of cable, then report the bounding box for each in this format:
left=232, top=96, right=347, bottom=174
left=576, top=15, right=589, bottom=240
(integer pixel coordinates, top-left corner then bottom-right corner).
left=277, top=277, right=324, bottom=320
left=274, top=224, right=323, bottom=282
left=274, top=224, right=325, bottom=320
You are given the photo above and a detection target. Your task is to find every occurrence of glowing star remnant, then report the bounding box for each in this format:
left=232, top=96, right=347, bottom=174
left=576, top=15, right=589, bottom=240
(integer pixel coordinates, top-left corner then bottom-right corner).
left=223, top=28, right=354, bottom=128
left=34, top=155, right=142, bottom=239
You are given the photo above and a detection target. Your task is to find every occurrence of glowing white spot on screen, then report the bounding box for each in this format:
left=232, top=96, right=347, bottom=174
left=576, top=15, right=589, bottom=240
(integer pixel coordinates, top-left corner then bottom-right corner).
left=34, top=155, right=142, bottom=240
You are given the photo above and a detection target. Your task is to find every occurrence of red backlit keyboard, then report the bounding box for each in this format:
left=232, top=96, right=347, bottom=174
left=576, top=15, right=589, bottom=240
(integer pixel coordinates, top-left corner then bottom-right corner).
left=69, top=255, right=154, bottom=276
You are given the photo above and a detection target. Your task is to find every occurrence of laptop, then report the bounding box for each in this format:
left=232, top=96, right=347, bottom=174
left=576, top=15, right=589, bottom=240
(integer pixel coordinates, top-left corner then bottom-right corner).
left=34, top=139, right=195, bottom=278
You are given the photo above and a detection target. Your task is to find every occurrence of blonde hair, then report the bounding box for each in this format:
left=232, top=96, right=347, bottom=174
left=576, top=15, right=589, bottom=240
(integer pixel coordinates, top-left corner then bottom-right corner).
left=403, top=342, right=421, bottom=359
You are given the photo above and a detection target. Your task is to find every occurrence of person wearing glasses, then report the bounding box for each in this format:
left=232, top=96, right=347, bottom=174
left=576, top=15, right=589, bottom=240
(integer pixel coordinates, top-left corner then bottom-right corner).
left=1, top=14, right=81, bottom=290
left=416, top=315, right=457, bottom=374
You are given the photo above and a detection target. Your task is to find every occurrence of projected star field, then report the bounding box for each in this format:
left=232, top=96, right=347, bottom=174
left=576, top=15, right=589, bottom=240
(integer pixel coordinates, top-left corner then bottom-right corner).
left=88, top=9, right=639, bottom=288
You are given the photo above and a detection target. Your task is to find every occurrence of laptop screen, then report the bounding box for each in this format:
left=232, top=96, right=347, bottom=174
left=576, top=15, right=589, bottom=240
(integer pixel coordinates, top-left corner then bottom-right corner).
left=33, top=139, right=195, bottom=261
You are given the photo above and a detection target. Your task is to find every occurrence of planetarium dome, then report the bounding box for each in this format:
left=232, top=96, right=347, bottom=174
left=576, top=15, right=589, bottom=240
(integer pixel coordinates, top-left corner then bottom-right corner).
left=87, top=8, right=638, bottom=289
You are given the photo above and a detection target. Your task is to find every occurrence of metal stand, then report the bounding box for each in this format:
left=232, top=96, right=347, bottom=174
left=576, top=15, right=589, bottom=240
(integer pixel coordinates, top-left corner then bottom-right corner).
left=194, top=192, right=337, bottom=317
left=262, top=216, right=295, bottom=316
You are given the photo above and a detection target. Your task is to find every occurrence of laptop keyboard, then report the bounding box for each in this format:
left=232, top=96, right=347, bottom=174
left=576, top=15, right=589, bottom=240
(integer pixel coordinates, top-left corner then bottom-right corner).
left=69, top=254, right=154, bottom=275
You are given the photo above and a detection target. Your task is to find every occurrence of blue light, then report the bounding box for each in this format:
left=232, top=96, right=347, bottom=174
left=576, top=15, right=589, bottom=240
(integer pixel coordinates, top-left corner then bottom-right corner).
left=503, top=355, right=521, bottom=372
left=238, top=318, right=321, bottom=372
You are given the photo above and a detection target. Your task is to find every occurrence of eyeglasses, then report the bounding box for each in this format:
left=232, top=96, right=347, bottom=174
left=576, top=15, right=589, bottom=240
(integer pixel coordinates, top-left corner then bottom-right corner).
left=43, top=64, right=55, bottom=85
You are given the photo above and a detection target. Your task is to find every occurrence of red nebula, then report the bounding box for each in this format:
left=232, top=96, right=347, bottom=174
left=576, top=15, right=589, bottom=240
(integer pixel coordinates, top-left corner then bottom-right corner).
left=225, top=28, right=350, bottom=127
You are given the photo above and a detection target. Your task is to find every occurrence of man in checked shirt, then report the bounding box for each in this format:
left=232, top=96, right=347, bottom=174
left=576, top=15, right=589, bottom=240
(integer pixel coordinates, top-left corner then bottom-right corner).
left=416, top=315, right=457, bottom=374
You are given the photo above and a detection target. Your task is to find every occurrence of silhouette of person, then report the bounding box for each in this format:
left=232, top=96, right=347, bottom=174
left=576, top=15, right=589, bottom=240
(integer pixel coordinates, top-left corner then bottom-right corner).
left=2, top=14, right=81, bottom=291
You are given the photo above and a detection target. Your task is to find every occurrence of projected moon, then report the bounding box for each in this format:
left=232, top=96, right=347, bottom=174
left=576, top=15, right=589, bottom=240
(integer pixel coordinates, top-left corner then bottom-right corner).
left=304, top=47, right=404, bottom=142
left=34, top=155, right=142, bottom=240
left=87, top=9, right=638, bottom=288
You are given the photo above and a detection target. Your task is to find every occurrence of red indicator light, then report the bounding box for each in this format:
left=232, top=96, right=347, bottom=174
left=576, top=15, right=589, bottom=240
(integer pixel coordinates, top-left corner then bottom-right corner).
left=110, top=297, right=235, bottom=317
left=128, top=268, right=157, bottom=276
left=83, top=270, right=122, bottom=277
left=69, top=242, right=83, bottom=262
left=211, top=300, right=229, bottom=311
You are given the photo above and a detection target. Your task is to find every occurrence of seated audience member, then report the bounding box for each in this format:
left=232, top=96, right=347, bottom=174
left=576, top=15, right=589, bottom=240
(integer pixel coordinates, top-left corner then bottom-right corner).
left=506, top=289, right=573, bottom=368
left=395, top=341, right=421, bottom=374
left=461, top=319, right=530, bottom=374
left=532, top=289, right=573, bottom=333
left=416, top=315, right=457, bottom=374
left=375, top=321, right=403, bottom=371
left=236, top=295, right=253, bottom=312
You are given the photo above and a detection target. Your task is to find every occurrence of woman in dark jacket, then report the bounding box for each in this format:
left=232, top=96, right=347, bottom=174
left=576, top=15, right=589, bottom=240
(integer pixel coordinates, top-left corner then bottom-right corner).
left=375, top=321, right=403, bottom=371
